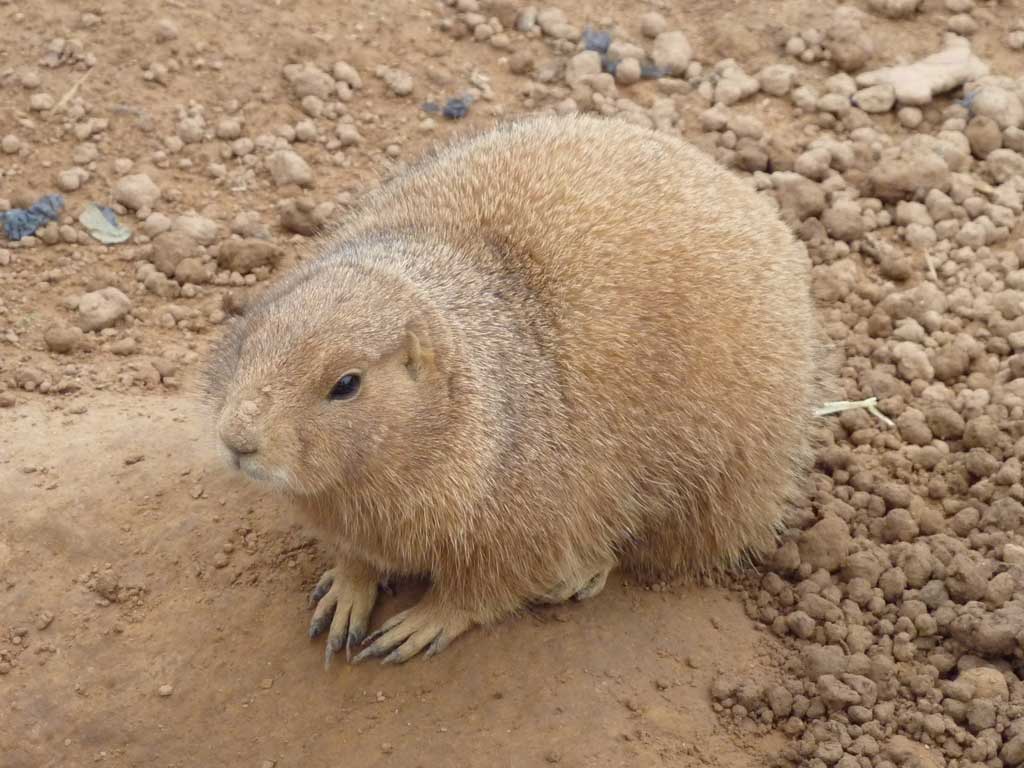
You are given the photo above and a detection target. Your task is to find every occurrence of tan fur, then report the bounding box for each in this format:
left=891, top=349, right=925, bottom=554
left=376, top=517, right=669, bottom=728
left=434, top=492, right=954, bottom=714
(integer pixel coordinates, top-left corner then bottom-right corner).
left=202, top=114, right=830, bottom=657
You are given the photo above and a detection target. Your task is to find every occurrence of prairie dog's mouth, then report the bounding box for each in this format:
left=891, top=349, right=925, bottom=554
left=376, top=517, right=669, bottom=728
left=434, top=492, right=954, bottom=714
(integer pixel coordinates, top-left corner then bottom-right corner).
left=218, top=444, right=294, bottom=492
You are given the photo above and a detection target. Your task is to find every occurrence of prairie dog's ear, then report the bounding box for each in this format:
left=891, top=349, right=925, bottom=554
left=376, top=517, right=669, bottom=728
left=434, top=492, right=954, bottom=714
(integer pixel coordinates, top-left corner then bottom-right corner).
left=403, top=318, right=435, bottom=381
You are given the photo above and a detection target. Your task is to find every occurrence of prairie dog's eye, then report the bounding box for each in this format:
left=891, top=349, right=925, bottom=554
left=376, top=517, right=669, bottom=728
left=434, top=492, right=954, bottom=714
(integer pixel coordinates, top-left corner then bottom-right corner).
left=328, top=373, right=361, bottom=401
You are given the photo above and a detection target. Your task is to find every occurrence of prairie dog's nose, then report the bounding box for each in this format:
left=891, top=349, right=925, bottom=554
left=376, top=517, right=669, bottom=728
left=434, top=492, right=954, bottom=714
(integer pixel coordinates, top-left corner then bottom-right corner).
left=220, top=399, right=261, bottom=456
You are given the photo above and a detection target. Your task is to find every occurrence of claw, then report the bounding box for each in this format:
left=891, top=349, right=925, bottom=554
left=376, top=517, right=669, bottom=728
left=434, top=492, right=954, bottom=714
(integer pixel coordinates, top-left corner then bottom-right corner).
left=424, top=632, right=449, bottom=658
left=308, top=564, right=380, bottom=668
left=353, top=642, right=389, bottom=664
left=345, top=628, right=365, bottom=662
left=362, top=625, right=388, bottom=647
left=309, top=614, right=331, bottom=639
left=324, top=625, right=350, bottom=668
left=310, top=581, right=332, bottom=605
left=309, top=569, right=336, bottom=607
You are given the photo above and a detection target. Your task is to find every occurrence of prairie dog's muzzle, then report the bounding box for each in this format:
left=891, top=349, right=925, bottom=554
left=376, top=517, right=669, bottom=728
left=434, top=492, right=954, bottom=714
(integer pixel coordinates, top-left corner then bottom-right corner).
left=219, top=398, right=261, bottom=458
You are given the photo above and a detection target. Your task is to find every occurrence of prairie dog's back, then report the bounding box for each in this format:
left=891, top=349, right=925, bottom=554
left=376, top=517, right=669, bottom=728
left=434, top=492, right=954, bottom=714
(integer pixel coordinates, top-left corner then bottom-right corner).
left=329, top=113, right=818, bottom=451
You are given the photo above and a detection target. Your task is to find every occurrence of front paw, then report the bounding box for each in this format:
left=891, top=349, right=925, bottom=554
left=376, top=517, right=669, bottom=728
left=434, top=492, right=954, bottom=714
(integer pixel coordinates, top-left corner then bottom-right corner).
left=353, top=596, right=474, bottom=665
left=308, top=564, right=380, bottom=666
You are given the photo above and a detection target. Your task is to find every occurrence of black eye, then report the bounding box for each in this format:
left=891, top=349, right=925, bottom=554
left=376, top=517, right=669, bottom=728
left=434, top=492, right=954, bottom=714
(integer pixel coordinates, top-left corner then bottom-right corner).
left=328, top=373, right=361, bottom=401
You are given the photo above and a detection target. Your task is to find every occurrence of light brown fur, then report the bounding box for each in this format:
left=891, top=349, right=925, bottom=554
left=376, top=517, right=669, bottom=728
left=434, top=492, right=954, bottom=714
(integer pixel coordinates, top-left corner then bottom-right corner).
left=201, top=113, right=830, bottom=664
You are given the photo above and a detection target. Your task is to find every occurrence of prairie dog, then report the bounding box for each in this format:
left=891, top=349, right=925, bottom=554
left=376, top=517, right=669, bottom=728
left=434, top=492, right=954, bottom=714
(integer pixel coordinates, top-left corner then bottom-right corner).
left=202, top=113, right=828, bottom=665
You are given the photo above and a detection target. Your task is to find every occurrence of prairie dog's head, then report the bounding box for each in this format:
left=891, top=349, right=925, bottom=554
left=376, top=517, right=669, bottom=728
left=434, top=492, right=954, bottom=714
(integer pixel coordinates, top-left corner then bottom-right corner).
left=201, top=247, right=450, bottom=497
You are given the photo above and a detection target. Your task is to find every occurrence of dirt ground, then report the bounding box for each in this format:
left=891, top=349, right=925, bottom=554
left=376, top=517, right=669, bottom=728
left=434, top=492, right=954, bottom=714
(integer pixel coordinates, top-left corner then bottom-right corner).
left=4, top=0, right=1024, bottom=766
left=2, top=394, right=784, bottom=767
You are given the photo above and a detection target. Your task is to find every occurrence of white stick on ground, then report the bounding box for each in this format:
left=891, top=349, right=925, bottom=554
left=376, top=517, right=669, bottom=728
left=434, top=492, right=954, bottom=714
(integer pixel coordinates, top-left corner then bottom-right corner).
left=814, top=396, right=895, bottom=428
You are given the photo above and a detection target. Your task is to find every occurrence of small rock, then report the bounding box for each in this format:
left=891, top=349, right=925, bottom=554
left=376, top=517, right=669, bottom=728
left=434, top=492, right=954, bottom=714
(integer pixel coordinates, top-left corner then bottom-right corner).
left=44, top=324, right=84, bottom=354
left=114, top=174, right=161, bottom=211
left=965, top=116, right=1002, bottom=158
left=142, top=212, right=173, bottom=238
left=174, top=258, right=213, bottom=285
left=267, top=150, right=313, bottom=189
left=173, top=214, right=219, bottom=245
left=757, top=64, right=797, bottom=97
left=2, top=134, right=21, bottom=154
left=853, top=84, right=895, bottom=112
left=892, top=341, right=934, bottom=382
left=868, top=0, right=921, bottom=18
left=798, top=515, right=851, bottom=572
left=962, top=87, right=1019, bottom=131
left=823, top=199, right=865, bottom=242
left=332, top=60, right=362, bottom=89
left=825, top=10, right=874, bottom=73
left=640, top=12, right=667, bottom=39
left=818, top=675, right=860, bottom=710
left=283, top=63, right=335, bottom=100
left=151, top=231, right=198, bottom=277
left=77, top=287, right=132, bottom=332
left=855, top=36, right=988, bottom=106
left=155, top=18, right=179, bottom=42
left=652, top=31, right=692, bottom=77
left=870, top=139, right=951, bottom=202
left=56, top=168, right=86, bottom=193
left=336, top=123, right=363, bottom=148
left=614, top=58, right=641, bottom=86
left=773, top=172, right=826, bottom=224
left=958, top=667, right=1009, bottom=701
left=508, top=50, right=534, bottom=75
left=110, top=338, right=137, bottom=356
left=279, top=197, right=331, bottom=236
left=158, top=684, right=174, bottom=697
left=377, top=66, right=414, bottom=96
left=216, top=239, right=283, bottom=274
left=565, top=50, right=601, bottom=84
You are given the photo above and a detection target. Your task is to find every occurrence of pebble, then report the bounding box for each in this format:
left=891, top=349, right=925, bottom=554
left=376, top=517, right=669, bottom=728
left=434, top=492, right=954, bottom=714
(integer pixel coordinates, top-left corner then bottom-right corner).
left=614, top=58, right=641, bottom=86
left=158, top=684, right=174, bottom=697
left=773, top=172, right=826, bottom=223
left=44, top=324, right=84, bottom=354
left=2, top=134, right=21, bottom=154
left=114, top=174, right=161, bottom=211
left=335, top=123, right=363, bottom=148
left=77, top=288, right=132, bottom=332
left=969, top=86, right=1024, bottom=130
left=870, top=139, right=951, bottom=202
left=640, top=12, right=667, bottom=39
left=216, top=239, right=283, bottom=274
left=155, top=19, right=179, bottom=42
left=758, top=65, right=797, bottom=97
left=151, top=231, right=198, bottom=276
left=377, top=66, right=414, bottom=97
left=825, top=9, right=874, bottom=73
left=173, top=214, right=219, bottom=245
left=868, top=0, right=922, bottom=17
left=279, top=197, right=332, bottom=236
left=267, top=150, right=313, bottom=188
left=283, top=63, right=335, bottom=101
left=332, top=61, right=362, bottom=89
left=29, top=93, right=55, bottom=111
left=798, top=515, right=851, bottom=572
left=174, top=258, right=212, bottom=285
left=852, top=84, right=895, bottom=113
left=651, top=31, right=692, bottom=77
